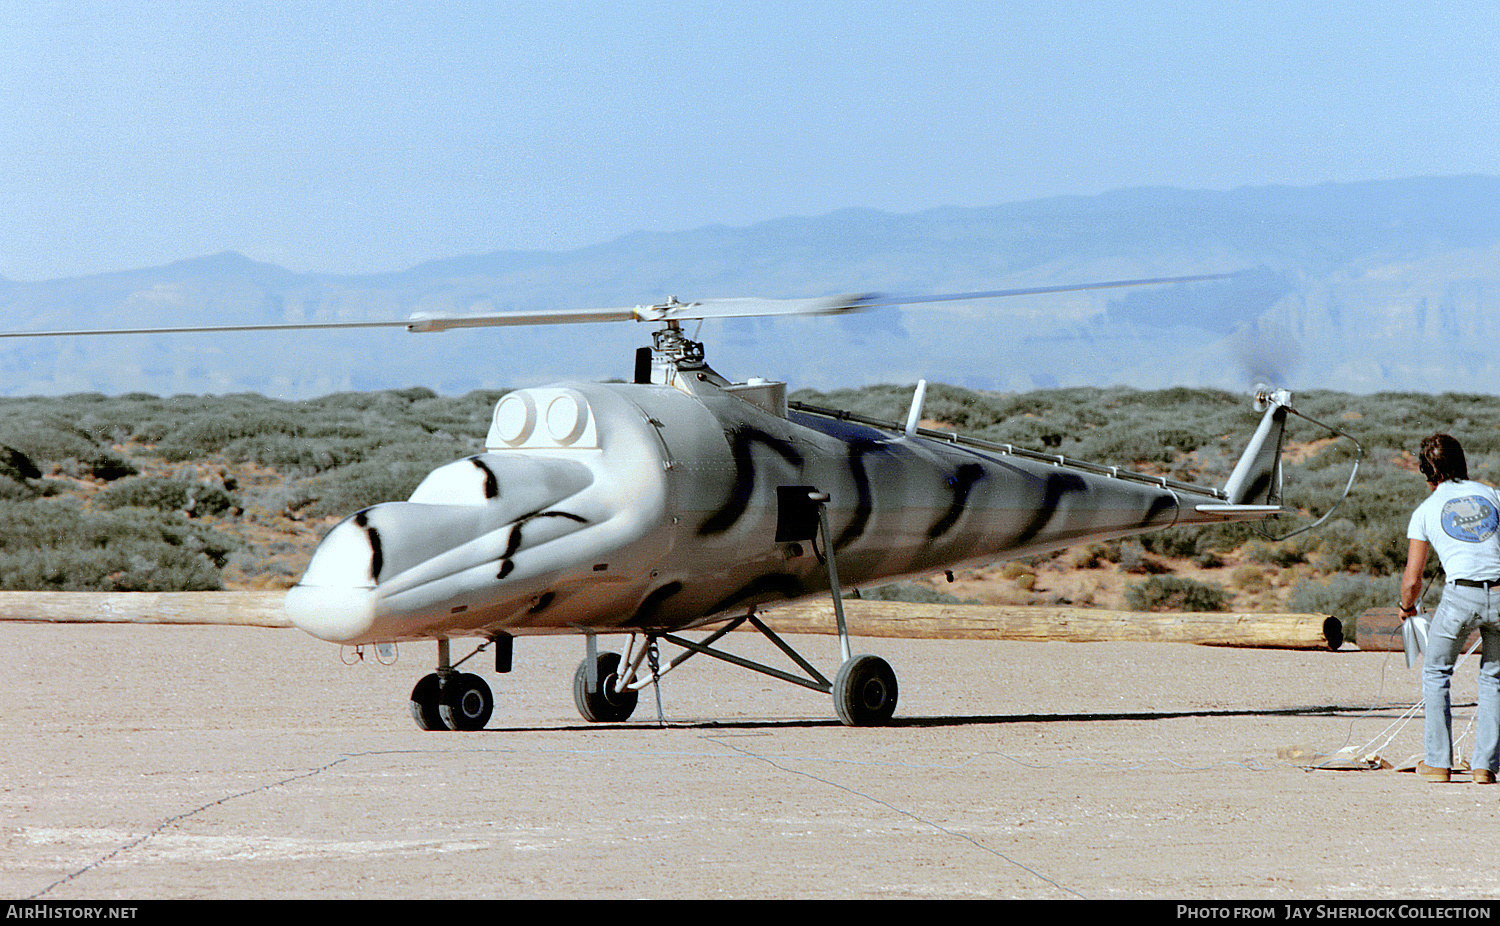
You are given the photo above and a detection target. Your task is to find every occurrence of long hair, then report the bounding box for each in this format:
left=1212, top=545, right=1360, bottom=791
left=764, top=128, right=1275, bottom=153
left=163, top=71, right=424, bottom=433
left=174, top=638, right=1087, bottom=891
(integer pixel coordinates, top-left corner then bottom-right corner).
left=1419, top=433, right=1469, bottom=484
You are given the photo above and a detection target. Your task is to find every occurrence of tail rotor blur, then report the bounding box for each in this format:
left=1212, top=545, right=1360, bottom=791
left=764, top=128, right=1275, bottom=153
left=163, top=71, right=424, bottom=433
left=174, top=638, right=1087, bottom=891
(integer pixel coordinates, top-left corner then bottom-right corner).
left=1234, top=319, right=1303, bottom=392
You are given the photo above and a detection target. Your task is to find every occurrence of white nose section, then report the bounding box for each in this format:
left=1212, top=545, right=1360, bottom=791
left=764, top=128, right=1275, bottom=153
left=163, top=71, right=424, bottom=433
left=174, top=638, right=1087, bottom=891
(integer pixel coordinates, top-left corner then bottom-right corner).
left=286, top=517, right=380, bottom=643
left=284, top=453, right=599, bottom=645
left=285, top=583, right=379, bottom=644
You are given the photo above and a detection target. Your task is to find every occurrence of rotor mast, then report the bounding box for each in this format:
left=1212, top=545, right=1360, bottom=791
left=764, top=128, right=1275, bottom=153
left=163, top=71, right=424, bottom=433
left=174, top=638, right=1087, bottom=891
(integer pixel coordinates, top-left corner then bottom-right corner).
left=644, top=304, right=730, bottom=387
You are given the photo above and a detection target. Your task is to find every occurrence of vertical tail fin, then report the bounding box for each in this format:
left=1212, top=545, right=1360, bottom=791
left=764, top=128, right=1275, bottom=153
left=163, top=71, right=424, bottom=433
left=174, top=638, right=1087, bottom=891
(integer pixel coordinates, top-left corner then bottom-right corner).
left=1222, top=386, right=1291, bottom=506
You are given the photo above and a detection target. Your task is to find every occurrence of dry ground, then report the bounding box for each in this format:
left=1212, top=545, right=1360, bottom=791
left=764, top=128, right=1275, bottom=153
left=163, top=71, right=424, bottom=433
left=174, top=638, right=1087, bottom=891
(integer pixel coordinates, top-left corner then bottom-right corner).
left=4, top=621, right=1499, bottom=901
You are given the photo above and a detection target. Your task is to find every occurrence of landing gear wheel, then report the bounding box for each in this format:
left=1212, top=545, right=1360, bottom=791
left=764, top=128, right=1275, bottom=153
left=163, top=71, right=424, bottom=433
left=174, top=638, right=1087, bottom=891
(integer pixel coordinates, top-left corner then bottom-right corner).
left=573, top=652, right=639, bottom=723
left=833, top=654, right=898, bottom=726
left=410, top=673, right=446, bottom=731
left=439, top=672, right=494, bottom=731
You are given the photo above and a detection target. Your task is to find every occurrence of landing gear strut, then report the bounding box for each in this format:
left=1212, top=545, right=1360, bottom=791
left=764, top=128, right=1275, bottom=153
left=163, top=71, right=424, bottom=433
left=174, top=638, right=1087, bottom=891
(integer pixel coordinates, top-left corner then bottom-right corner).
left=567, top=492, right=900, bottom=727
left=813, top=490, right=899, bottom=726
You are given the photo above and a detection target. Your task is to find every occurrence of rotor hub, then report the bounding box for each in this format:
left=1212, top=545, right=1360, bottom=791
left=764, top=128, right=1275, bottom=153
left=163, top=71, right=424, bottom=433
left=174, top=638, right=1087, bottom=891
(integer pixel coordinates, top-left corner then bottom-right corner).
left=651, top=322, right=706, bottom=369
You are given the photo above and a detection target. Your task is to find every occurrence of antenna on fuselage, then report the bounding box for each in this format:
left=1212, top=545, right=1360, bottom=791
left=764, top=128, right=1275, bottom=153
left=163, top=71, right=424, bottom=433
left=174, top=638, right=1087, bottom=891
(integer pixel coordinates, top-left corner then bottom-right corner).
left=904, top=379, right=929, bottom=438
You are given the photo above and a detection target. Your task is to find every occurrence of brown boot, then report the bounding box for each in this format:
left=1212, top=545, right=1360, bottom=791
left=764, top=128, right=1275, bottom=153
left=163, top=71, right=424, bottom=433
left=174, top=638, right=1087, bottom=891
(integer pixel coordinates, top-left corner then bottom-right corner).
left=1474, top=769, right=1495, bottom=784
left=1418, top=762, right=1452, bottom=782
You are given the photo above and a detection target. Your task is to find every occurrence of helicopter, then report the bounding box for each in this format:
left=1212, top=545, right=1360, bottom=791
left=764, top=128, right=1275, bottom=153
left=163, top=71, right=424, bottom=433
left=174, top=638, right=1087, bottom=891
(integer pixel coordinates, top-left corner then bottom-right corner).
left=1, top=273, right=1323, bottom=729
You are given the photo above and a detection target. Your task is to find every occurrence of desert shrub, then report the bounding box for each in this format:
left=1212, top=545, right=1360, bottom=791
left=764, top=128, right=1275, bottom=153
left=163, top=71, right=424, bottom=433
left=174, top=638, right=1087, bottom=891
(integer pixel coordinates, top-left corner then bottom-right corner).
left=980, top=416, right=1066, bottom=449
left=979, top=392, right=1113, bottom=447
left=918, top=384, right=1008, bottom=430
left=0, top=546, right=222, bottom=591
left=66, top=449, right=139, bottom=481
left=0, top=474, right=38, bottom=502
left=1125, top=575, right=1230, bottom=612
left=1307, top=519, right=1410, bottom=576
left=1302, top=439, right=1364, bottom=471
left=1071, top=425, right=1180, bottom=466
left=1192, top=522, right=1267, bottom=554
left=0, top=501, right=236, bottom=590
left=1289, top=574, right=1395, bottom=631
left=0, top=446, right=41, bottom=482
left=0, top=418, right=101, bottom=461
left=0, top=415, right=137, bottom=480
left=419, top=389, right=507, bottom=436
left=998, top=561, right=1031, bottom=580
left=791, top=384, right=925, bottom=423
left=847, top=582, right=979, bottom=605
left=94, top=477, right=239, bottom=517
left=1070, top=543, right=1112, bottom=569
left=218, top=433, right=368, bottom=474
left=1139, top=528, right=1201, bottom=559
left=152, top=403, right=310, bottom=461
left=1118, top=541, right=1170, bottom=575
left=1309, top=460, right=1413, bottom=520
left=1231, top=564, right=1270, bottom=592
left=1155, top=427, right=1205, bottom=454
left=1245, top=537, right=1309, bottom=568
left=997, top=561, right=1038, bottom=590
left=298, top=459, right=450, bottom=519
left=789, top=384, right=1266, bottom=466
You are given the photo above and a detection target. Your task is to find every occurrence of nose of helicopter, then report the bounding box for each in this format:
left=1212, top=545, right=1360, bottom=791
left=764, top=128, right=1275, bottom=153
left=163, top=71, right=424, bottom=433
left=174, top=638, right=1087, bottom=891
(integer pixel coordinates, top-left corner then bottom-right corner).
left=285, top=516, right=380, bottom=643
left=285, top=582, right=379, bottom=643
left=284, top=451, right=601, bottom=645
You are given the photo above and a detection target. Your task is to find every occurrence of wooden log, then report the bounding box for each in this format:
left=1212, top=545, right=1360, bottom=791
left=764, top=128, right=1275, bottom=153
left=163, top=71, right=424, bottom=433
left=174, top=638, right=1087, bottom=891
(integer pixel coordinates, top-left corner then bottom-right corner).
left=0, top=591, right=1341, bottom=650
left=1356, top=607, right=1405, bottom=652
left=758, top=600, right=1344, bottom=650
left=1356, top=606, right=1478, bottom=653
left=0, top=591, right=291, bottom=628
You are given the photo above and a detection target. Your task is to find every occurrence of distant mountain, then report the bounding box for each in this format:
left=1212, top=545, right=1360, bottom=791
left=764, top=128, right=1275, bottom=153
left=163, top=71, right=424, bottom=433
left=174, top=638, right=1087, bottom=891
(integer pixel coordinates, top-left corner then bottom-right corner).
left=2, top=175, right=1498, bottom=398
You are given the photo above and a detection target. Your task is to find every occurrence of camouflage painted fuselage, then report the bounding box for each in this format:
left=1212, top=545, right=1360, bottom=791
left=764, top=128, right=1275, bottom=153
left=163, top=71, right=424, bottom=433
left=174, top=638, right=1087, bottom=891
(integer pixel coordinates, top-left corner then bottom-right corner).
left=286, top=376, right=1241, bottom=646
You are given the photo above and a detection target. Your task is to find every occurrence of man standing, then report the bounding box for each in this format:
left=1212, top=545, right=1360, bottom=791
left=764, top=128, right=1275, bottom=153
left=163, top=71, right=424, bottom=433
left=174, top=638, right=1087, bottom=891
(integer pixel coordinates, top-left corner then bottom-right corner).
left=1400, top=433, right=1500, bottom=783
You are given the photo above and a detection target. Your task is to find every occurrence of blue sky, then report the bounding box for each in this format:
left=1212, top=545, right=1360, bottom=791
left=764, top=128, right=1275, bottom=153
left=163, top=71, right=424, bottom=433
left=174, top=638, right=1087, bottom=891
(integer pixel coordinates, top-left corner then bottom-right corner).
left=3, top=1, right=1497, bottom=281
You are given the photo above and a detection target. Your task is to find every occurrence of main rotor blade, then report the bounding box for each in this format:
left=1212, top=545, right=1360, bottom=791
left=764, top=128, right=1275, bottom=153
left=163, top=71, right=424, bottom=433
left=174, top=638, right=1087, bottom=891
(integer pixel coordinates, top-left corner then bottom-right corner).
left=0, top=309, right=640, bottom=338
left=0, top=319, right=419, bottom=338
left=0, top=294, right=877, bottom=339
left=855, top=272, right=1239, bottom=309
left=411, top=274, right=1234, bottom=330
left=0, top=273, right=1235, bottom=339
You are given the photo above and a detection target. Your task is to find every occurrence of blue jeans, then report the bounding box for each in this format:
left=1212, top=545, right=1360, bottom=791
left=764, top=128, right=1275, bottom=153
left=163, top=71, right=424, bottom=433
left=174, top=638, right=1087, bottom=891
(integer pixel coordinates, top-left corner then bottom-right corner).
left=1422, top=583, right=1500, bottom=772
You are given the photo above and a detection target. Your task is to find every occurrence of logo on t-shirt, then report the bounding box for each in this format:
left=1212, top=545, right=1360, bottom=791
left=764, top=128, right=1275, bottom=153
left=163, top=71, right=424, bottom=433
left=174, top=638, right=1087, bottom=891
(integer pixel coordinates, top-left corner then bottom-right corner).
left=1441, top=495, right=1500, bottom=543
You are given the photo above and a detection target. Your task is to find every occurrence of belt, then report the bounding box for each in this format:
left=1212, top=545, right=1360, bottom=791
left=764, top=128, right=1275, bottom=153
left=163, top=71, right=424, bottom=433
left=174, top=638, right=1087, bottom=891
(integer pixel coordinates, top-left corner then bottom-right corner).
left=1454, top=578, right=1500, bottom=589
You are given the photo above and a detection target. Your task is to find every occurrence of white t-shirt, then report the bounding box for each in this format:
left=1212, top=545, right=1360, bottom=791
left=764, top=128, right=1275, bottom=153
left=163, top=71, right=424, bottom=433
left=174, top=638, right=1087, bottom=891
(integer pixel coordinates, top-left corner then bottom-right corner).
left=1407, top=479, right=1500, bottom=581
